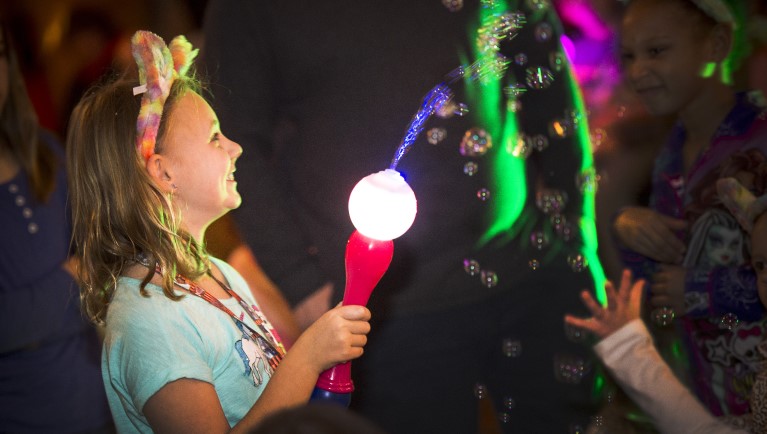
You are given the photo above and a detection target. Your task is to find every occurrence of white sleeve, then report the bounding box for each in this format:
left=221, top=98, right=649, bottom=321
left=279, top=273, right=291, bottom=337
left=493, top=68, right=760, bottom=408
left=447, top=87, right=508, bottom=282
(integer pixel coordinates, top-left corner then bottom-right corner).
left=595, top=319, right=748, bottom=434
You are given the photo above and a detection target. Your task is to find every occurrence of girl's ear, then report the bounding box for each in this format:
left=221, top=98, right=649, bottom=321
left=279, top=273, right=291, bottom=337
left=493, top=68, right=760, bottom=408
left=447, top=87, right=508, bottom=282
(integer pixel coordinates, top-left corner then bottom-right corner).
left=145, top=154, right=175, bottom=194
left=709, top=23, right=733, bottom=63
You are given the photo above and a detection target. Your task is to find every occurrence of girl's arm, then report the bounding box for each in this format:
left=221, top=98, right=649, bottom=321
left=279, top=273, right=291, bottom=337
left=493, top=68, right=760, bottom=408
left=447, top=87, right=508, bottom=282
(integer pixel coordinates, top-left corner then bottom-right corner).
left=596, top=320, right=748, bottom=434
left=566, top=270, right=748, bottom=434
left=143, top=304, right=370, bottom=434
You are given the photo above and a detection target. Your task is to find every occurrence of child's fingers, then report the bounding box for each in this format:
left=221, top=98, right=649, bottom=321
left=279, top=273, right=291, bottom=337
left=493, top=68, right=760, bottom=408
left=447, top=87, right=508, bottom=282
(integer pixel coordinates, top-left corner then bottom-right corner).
left=347, top=320, right=371, bottom=335
left=564, top=314, right=598, bottom=334
left=337, top=305, right=371, bottom=320
left=628, top=279, right=645, bottom=317
left=604, top=282, right=618, bottom=311
left=618, top=269, right=633, bottom=301
left=580, top=290, right=603, bottom=316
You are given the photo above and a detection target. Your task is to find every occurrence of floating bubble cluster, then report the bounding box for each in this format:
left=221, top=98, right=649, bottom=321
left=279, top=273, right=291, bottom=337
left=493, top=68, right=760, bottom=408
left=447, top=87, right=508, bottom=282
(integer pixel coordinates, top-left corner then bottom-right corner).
left=514, top=53, right=528, bottom=66
left=528, top=259, right=540, bottom=270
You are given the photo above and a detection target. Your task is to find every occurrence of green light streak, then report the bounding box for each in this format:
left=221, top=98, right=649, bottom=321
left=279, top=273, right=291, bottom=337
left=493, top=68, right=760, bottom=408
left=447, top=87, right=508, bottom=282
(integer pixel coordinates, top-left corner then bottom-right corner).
left=566, top=66, right=606, bottom=303
left=467, top=0, right=528, bottom=247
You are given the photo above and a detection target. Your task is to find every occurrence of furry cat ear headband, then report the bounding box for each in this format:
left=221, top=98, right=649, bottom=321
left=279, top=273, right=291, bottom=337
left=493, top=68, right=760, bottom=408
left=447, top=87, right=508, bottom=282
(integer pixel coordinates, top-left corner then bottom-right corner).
left=690, top=0, right=735, bottom=27
left=716, top=177, right=767, bottom=233
left=131, top=30, right=198, bottom=162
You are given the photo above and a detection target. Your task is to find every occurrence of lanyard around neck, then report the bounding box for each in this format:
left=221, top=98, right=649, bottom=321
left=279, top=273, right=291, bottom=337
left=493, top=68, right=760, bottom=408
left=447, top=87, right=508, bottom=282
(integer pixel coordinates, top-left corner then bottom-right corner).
left=169, top=268, right=286, bottom=368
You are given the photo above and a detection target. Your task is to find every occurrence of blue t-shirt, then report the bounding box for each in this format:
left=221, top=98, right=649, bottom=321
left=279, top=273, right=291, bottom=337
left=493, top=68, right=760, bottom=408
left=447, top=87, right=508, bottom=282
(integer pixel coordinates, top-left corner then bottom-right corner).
left=102, top=257, right=283, bottom=432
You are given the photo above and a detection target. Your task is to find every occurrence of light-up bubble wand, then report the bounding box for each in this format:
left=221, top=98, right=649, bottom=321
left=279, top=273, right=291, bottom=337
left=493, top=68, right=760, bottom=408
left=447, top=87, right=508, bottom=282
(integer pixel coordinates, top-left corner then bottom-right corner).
left=310, top=11, right=523, bottom=404
left=309, top=82, right=455, bottom=406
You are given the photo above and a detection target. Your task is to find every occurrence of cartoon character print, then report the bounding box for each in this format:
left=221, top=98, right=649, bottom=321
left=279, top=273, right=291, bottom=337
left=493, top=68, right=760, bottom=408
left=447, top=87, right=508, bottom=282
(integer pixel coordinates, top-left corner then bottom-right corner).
left=234, top=322, right=274, bottom=387
left=683, top=208, right=747, bottom=282
left=685, top=319, right=767, bottom=416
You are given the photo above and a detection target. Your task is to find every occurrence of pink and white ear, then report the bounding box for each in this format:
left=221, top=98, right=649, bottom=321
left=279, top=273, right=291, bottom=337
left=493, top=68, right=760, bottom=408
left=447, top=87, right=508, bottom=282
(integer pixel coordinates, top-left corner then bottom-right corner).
left=717, top=177, right=757, bottom=232
left=144, top=153, right=176, bottom=194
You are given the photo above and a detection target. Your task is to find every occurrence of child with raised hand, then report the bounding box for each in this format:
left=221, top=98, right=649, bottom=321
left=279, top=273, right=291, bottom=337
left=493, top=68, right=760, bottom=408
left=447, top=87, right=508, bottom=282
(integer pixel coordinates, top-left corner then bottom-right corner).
left=66, top=30, right=371, bottom=433
left=566, top=176, right=767, bottom=434
left=611, top=0, right=767, bottom=417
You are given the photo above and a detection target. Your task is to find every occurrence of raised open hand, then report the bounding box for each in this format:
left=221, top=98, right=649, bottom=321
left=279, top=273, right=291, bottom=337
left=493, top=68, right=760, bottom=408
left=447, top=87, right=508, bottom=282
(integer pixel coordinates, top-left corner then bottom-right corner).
left=564, top=269, right=646, bottom=339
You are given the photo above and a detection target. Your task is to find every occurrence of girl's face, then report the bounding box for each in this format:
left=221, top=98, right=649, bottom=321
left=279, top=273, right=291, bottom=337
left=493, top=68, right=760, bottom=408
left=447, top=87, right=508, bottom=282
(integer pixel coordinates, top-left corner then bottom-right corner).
left=619, top=0, right=716, bottom=116
left=751, top=213, right=767, bottom=307
left=161, top=91, right=243, bottom=230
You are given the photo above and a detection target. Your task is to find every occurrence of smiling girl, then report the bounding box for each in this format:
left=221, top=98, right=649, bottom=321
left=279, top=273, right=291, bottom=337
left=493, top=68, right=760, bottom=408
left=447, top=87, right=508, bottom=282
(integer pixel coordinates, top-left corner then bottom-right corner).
left=66, top=31, right=371, bottom=433
left=610, top=0, right=767, bottom=417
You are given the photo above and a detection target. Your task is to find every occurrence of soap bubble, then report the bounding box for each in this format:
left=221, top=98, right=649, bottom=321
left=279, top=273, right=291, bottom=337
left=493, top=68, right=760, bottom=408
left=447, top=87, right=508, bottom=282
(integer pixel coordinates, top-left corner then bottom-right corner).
left=442, top=0, right=463, bottom=12
left=463, top=161, right=479, bottom=176
left=530, top=231, right=550, bottom=250
left=503, top=396, right=516, bottom=410
left=528, top=259, right=540, bottom=270
left=719, top=312, right=739, bottom=330
left=460, top=128, right=492, bottom=156
left=514, top=53, right=528, bottom=66
left=508, top=134, right=533, bottom=159
left=564, top=322, right=587, bottom=343
left=576, top=167, right=599, bottom=194
left=502, top=338, right=522, bottom=357
left=507, top=99, right=523, bottom=113
left=426, top=128, right=447, bottom=145
left=590, top=128, right=607, bottom=148
left=651, top=307, right=675, bottom=327
left=480, top=269, right=498, bottom=288
left=454, top=103, right=469, bottom=117
left=477, top=188, right=491, bottom=201
left=498, top=412, right=511, bottom=424
left=463, top=259, right=480, bottom=276
left=549, top=51, right=566, bottom=72
left=536, top=189, right=567, bottom=214
left=525, top=67, right=554, bottom=89
left=526, top=0, right=551, bottom=11
left=530, top=134, right=549, bottom=152
left=567, top=253, right=588, bottom=272
left=534, top=22, right=553, bottom=42
left=474, top=383, right=488, bottom=399
left=554, top=354, right=589, bottom=384
left=503, top=83, right=528, bottom=98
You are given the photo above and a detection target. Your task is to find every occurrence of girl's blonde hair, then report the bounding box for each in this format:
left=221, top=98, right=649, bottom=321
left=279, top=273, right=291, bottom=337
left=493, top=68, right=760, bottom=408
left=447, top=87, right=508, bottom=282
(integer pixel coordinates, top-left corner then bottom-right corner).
left=66, top=73, right=209, bottom=324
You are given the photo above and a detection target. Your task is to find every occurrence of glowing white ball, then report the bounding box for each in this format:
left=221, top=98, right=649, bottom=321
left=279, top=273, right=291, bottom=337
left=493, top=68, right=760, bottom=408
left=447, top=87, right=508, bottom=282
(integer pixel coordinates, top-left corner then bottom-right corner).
left=348, top=169, right=417, bottom=241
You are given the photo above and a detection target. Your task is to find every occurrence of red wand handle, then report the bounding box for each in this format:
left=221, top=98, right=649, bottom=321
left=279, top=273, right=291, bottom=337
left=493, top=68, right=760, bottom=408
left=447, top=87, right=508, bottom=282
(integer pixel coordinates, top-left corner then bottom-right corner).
left=313, top=230, right=393, bottom=395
